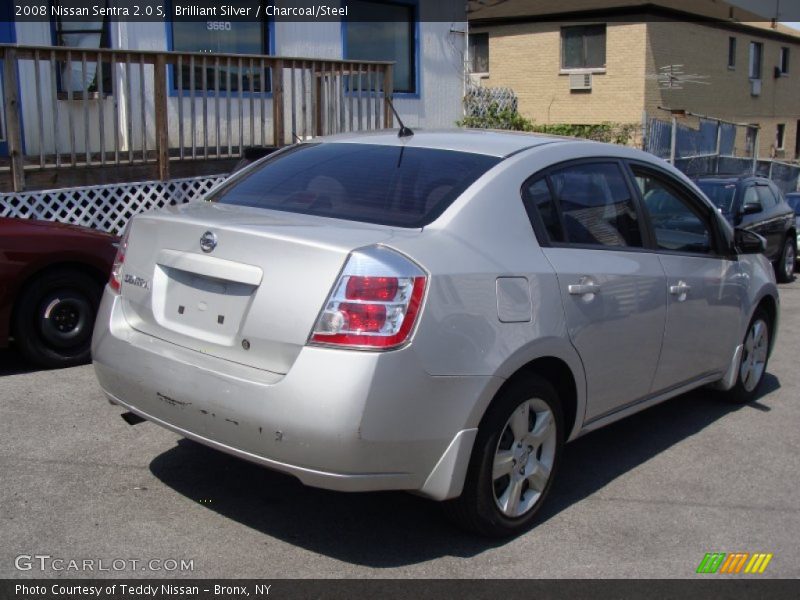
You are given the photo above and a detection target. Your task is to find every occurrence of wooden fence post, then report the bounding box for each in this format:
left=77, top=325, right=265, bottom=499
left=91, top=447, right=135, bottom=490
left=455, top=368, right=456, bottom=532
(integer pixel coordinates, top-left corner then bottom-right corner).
left=382, top=64, right=394, bottom=129
left=3, top=48, right=25, bottom=191
left=272, top=60, right=285, bottom=146
left=312, top=65, right=323, bottom=136
left=153, top=53, right=169, bottom=181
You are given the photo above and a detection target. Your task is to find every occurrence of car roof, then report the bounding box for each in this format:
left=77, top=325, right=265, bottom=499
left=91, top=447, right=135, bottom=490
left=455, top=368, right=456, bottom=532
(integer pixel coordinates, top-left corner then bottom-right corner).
left=318, top=128, right=571, bottom=158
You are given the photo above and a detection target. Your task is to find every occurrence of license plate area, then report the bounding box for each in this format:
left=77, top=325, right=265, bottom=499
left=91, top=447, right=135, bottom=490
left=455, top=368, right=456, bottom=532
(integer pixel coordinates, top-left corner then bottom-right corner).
left=154, top=265, right=257, bottom=345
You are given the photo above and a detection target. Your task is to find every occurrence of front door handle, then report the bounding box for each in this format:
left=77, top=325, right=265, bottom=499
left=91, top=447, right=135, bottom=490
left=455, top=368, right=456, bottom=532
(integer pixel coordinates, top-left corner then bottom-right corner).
left=669, top=281, right=691, bottom=301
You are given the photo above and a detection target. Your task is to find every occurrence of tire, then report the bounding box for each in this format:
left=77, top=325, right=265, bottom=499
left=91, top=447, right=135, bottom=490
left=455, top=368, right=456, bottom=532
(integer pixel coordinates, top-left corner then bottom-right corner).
left=722, top=308, right=772, bottom=404
left=11, top=268, right=101, bottom=369
left=445, top=375, right=564, bottom=537
left=775, top=236, right=796, bottom=283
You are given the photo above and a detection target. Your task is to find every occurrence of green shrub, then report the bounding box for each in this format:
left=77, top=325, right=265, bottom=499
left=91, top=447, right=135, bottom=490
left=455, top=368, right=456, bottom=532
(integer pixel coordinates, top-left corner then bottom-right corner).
left=458, top=103, right=637, bottom=146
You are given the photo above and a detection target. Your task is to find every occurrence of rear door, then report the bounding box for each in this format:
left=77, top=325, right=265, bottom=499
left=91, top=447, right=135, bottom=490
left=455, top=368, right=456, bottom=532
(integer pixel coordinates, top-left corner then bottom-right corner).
left=523, top=160, right=667, bottom=422
left=739, top=184, right=773, bottom=254
left=755, top=183, right=783, bottom=259
left=630, top=163, right=744, bottom=391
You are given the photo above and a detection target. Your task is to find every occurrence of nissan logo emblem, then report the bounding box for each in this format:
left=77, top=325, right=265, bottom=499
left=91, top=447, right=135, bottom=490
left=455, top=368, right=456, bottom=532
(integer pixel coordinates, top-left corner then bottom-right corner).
left=200, top=231, right=217, bottom=253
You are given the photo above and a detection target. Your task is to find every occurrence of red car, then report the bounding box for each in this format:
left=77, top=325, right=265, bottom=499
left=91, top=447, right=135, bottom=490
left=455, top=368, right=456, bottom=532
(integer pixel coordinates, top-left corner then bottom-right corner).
left=0, top=217, right=118, bottom=368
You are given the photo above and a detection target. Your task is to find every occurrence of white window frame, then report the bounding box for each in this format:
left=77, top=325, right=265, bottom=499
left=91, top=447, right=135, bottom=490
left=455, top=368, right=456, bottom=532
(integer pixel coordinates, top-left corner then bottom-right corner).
left=777, top=124, right=786, bottom=151
left=559, top=23, right=607, bottom=74
left=749, top=41, right=763, bottom=80
left=780, top=47, right=790, bottom=75
left=728, top=37, right=737, bottom=70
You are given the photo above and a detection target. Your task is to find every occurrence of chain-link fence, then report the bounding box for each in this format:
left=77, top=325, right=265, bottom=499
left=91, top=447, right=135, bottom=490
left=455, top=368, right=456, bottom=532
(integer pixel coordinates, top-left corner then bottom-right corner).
left=644, top=111, right=800, bottom=194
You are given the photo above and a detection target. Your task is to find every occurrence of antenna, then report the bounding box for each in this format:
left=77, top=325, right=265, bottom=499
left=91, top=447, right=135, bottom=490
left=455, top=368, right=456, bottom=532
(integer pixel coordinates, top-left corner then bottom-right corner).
left=385, top=96, right=414, bottom=138
left=646, top=64, right=710, bottom=90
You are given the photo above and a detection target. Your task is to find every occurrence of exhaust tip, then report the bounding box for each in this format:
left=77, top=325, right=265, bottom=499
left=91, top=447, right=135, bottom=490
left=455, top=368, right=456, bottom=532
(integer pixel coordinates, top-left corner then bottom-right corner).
left=121, top=411, right=147, bottom=426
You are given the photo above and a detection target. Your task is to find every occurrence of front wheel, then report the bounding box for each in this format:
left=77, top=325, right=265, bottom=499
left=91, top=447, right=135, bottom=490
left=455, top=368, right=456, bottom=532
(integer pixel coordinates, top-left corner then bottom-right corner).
left=722, top=308, right=771, bottom=404
left=775, top=236, right=796, bottom=283
left=445, top=375, right=563, bottom=537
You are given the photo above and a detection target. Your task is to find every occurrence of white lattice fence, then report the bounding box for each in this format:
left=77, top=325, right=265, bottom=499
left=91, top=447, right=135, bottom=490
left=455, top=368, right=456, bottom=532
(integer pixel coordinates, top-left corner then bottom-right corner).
left=464, top=84, right=518, bottom=120
left=0, top=175, right=227, bottom=234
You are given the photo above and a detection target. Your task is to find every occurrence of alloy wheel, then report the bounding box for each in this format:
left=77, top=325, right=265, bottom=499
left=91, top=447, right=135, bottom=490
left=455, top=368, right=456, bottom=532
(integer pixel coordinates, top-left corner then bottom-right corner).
left=784, top=241, right=795, bottom=280
left=492, top=398, right=556, bottom=518
left=740, top=318, right=769, bottom=393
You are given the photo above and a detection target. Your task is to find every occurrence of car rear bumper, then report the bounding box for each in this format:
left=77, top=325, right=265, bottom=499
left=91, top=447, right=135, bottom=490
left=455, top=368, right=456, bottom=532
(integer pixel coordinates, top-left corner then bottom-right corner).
left=92, top=289, right=501, bottom=499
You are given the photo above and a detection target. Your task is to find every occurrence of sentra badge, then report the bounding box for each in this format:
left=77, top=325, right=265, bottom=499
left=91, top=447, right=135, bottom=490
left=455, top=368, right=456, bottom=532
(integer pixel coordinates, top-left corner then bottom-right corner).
left=123, top=273, right=150, bottom=289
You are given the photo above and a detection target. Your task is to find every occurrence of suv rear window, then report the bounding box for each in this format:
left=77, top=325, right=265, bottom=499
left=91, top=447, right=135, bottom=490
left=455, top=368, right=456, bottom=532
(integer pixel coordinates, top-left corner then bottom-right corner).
left=210, top=143, right=500, bottom=227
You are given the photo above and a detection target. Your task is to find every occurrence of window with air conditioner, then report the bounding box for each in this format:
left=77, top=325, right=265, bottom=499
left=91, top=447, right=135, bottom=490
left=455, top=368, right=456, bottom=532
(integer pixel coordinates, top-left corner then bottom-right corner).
left=561, top=24, right=606, bottom=71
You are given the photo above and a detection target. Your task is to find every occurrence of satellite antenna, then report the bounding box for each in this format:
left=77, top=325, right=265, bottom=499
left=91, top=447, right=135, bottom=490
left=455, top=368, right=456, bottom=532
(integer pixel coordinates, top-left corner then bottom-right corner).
left=646, top=64, right=711, bottom=90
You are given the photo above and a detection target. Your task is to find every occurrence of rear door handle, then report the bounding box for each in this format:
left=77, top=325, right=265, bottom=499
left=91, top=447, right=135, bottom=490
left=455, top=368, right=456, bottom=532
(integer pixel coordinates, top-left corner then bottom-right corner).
left=568, top=278, right=601, bottom=297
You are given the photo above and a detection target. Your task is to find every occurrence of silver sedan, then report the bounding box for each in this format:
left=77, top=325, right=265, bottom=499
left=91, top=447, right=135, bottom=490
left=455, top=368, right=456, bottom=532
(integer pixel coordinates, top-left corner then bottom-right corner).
left=93, top=130, right=778, bottom=537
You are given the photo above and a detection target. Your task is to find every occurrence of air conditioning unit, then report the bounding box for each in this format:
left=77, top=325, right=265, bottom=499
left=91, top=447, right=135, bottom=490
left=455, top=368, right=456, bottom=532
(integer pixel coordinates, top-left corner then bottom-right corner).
left=569, top=73, right=593, bottom=91
left=751, top=78, right=762, bottom=96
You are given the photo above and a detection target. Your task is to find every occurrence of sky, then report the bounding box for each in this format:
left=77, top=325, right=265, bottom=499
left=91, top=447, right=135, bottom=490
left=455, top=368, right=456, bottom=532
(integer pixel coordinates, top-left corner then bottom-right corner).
left=725, top=0, right=800, bottom=22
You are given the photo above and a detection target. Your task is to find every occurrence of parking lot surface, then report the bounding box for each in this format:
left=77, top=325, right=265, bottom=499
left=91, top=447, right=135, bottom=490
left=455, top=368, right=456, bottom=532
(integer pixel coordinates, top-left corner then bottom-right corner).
left=2, top=282, right=799, bottom=579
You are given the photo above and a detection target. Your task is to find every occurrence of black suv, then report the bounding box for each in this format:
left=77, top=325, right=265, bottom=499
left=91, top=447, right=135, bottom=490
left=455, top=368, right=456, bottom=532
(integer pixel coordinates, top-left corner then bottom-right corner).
left=694, top=176, right=797, bottom=282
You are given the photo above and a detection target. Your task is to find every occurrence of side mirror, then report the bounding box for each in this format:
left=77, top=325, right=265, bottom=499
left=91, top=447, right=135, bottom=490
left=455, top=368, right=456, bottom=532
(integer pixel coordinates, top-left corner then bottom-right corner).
left=735, top=228, right=767, bottom=254
left=741, top=203, right=762, bottom=216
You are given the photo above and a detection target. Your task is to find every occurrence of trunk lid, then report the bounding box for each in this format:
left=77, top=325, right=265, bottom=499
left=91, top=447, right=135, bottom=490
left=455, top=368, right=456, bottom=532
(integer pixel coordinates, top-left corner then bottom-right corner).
left=119, top=202, right=405, bottom=373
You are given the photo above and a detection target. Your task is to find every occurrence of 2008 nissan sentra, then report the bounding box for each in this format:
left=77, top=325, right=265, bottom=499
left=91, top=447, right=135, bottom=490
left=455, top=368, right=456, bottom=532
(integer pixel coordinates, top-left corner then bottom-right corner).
left=92, top=130, right=778, bottom=537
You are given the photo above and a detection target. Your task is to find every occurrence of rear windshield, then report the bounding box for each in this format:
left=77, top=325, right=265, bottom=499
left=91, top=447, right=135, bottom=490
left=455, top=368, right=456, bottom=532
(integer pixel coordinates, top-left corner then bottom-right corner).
left=695, top=180, right=738, bottom=213
left=211, top=143, right=501, bottom=227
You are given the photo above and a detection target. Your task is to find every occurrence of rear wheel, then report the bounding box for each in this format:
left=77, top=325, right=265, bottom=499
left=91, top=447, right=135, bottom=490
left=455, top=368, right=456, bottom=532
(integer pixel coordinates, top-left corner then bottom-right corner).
left=722, top=308, right=771, bottom=404
left=12, top=269, right=101, bottom=369
left=775, top=236, right=795, bottom=283
left=445, top=375, right=563, bottom=537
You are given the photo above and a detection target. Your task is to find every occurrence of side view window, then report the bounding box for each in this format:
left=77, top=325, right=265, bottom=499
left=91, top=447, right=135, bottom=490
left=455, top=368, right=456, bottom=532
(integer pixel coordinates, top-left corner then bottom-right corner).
left=548, top=163, right=643, bottom=248
left=756, top=185, right=777, bottom=209
left=633, top=168, right=713, bottom=255
left=742, top=186, right=761, bottom=210
left=522, top=177, right=565, bottom=243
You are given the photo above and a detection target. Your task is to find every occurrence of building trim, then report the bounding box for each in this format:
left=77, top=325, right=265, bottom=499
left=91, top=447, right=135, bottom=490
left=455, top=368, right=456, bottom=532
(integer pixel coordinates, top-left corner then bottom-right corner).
left=470, top=5, right=800, bottom=46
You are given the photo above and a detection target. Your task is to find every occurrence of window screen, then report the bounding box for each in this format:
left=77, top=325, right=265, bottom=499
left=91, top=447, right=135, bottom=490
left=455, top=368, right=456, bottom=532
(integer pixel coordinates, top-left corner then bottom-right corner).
left=469, top=33, right=489, bottom=73
left=52, top=0, right=112, bottom=94
left=345, top=1, right=416, bottom=93
left=171, top=20, right=270, bottom=92
left=561, top=25, right=607, bottom=69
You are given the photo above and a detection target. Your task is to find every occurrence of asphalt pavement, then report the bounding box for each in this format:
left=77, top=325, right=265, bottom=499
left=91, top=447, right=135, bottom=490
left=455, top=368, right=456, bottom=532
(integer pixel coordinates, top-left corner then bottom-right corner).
left=2, top=281, right=799, bottom=579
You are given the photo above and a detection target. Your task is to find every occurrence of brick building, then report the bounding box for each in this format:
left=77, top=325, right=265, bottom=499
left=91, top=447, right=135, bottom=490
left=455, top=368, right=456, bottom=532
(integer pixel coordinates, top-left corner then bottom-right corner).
left=468, top=0, right=800, bottom=160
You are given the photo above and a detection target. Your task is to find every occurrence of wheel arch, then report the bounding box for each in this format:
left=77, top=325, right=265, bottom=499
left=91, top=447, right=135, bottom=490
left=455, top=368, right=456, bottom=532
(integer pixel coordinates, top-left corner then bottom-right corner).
left=754, top=293, right=779, bottom=356
left=470, top=342, right=587, bottom=443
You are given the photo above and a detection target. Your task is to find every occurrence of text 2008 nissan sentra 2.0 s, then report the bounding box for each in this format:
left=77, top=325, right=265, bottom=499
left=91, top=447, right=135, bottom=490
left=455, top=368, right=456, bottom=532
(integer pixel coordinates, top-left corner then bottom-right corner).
left=92, top=130, right=778, bottom=537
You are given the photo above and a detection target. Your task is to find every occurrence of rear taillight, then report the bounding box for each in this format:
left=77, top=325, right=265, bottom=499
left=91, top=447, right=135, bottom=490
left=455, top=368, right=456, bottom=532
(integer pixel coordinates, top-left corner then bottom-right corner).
left=310, top=246, right=427, bottom=350
left=108, top=226, right=130, bottom=294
